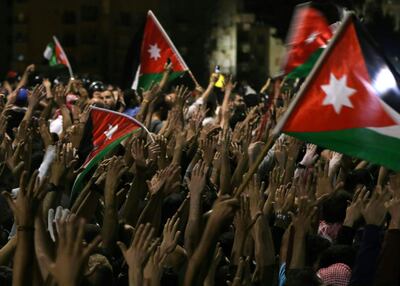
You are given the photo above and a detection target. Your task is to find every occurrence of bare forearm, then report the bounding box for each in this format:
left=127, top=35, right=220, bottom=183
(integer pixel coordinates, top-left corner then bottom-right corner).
left=159, top=71, right=171, bottom=91
left=13, top=232, right=34, bottom=286
left=60, top=106, right=72, bottom=132
left=200, top=83, right=214, bottom=102
left=184, top=216, right=222, bottom=286
left=0, top=237, right=16, bottom=266
left=219, top=150, right=231, bottom=195
left=253, top=217, right=275, bottom=283
left=102, top=206, right=119, bottom=255
left=184, top=194, right=202, bottom=257
left=289, top=232, right=306, bottom=269
left=231, top=154, right=248, bottom=188
left=136, top=194, right=163, bottom=232
left=122, top=177, right=147, bottom=226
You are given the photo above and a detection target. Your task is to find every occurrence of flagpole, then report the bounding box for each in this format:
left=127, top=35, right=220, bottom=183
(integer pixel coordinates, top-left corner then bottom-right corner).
left=234, top=11, right=355, bottom=198
left=148, top=10, right=201, bottom=87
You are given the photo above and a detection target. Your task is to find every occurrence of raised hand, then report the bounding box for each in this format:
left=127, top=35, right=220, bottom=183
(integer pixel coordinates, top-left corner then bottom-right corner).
left=163, top=163, right=182, bottom=195
left=39, top=215, right=101, bottom=286
left=328, top=151, right=343, bottom=178
left=273, top=184, right=295, bottom=217
left=117, top=223, right=158, bottom=286
left=300, top=144, right=318, bottom=167
left=247, top=174, right=265, bottom=220
left=147, top=168, right=168, bottom=196
left=200, top=135, right=218, bottom=166
left=362, top=186, right=391, bottom=226
left=274, top=139, right=287, bottom=170
left=175, top=85, right=191, bottom=108
left=210, top=195, right=239, bottom=224
left=131, top=139, right=147, bottom=169
left=105, top=156, right=127, bottom=201
left=39, top=118, right=54, bottom=148
left=47, top=206, right=71, bottom=242
left=262, top=167, right=284, bottom=217
left=187, top=160, right=208, bottom=197
left=290, top=196, right=317, bottom=235
left=28, top=84, right=45, bottom=109
left=160, top=214, right=181, bottom=256
left=343, top=186, right=367, bottom=227
left=2, top=170, right=48, bottom=227
left=54, top=84, right=67, bottom=107
left=385, top=193, right=400, bottom=229
left=315, top=159, right=338, bottom=202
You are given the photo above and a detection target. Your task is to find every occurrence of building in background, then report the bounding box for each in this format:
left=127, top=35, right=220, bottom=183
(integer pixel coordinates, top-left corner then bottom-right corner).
left=207, top=0, right=284, bottom=88
left=0, top=0, right=13, bottom=79
left=17, top=0, right=400, bottom=89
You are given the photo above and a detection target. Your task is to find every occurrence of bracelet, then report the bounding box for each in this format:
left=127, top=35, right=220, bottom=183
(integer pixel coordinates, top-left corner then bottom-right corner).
left=17, top=225, right=35, bottom=232
left=297, top=163, right=306, bottom=169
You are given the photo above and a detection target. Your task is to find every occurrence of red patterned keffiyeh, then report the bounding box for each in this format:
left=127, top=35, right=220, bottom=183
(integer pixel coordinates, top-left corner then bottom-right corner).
left=317, top=263, right=351, bottom=286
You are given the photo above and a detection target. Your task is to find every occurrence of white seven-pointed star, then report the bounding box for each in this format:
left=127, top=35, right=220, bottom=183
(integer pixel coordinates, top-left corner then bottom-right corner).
left=305, top=32, right=319, bottom=44
left=104, top=124, right=118, bottom=140
left=321, top=73, right=356, bottom=114
left=148, top=43, right=161, bottom=60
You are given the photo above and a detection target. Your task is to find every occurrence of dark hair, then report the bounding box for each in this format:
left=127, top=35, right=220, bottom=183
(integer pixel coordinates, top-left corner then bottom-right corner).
left=344, top=169, right=375, bottom=192
left=319, top=245, right=356, bottom=269
left=243, top=93, right=260, bottom=107
left=286, top=268, right=322, bottom=286
left=123, top=89, right=139, bottom=108
left=306, top=235, right=331, bottom=267
left=321, top=190, right=352, bottom=224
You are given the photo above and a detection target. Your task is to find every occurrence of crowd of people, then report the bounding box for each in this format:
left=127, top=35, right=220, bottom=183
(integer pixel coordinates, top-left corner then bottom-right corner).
left=0, top=62, right=399, bottom=286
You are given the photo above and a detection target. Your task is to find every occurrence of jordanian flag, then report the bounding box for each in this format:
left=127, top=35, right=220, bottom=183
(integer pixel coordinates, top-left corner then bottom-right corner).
left=133, top=10, right=189, bottom=90
left=275, top=12, right=400, bottom=171
left=282, top=2, right=340, bottom=79
left=71, top=107, right=146, bottom=200
left=43, top=36, right=74, bottom=78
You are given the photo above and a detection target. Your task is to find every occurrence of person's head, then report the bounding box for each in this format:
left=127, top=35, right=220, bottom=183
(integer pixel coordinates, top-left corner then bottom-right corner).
left=83, top=254, right=113, bottom=286
left=100, top=90, right=116, bottom=110
left=344, top=169, right=375, bottom=193
left=321, top=190, right=352, bottom=224
left=286, top=268, right=322, bottom=286
left=306, top=234, right=331, bottom=269
left=232, top=93, right=246, bottom=112
left=123, top=89, right=140, bottom=108
left=164, top=92, right=177, bottom=107
left=318, top=245, right=356, bottom=270
left=317, top=263, right=351, bottom=286
left=89, top=81, right=105, bottom=99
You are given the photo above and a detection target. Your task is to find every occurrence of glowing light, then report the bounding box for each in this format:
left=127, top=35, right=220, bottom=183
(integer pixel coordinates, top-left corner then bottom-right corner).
left=373, top=67, right=398, bottom=94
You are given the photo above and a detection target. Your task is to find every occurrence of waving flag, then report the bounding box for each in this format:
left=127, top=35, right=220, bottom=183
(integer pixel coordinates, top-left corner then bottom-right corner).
left=43, top=36, right=74, bottom=78
left=71, top=107, right=150, bottom=201
left=133, top=11, right=189, bottom=90
left=275, top=12, right=400, bottom=171
left=282, top=2, right=340, bottom=79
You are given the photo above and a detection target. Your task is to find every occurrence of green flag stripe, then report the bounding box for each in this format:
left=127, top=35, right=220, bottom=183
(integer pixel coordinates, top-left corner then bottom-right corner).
left=138, top=71, right=185, bottom=90
left=70, top=129, right=140, bottom=205
left=286, top=128, right=400, bottom=171
left=286, top=48, right=324, bottom=79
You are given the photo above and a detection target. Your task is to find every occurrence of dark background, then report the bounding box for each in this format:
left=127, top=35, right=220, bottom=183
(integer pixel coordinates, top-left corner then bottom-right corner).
left=0, top=0, right=399, bottom=88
